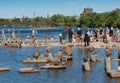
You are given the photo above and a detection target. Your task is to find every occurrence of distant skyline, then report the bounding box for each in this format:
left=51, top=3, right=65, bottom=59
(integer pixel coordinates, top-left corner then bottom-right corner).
left=0, top=0, right=120, bottom=18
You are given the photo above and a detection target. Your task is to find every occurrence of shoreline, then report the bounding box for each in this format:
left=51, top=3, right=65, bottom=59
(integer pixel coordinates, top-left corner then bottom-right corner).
left=21, top=39, right=120, bottom=49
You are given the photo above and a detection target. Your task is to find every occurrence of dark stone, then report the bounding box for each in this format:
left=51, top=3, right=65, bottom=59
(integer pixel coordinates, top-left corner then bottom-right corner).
left=106, top=49, right=112, bottom=57
left=83, top=56, right=88, bottom=62
left=33, top=50, right=40, bottom=59
left=89, top=46, right=94, bottom=52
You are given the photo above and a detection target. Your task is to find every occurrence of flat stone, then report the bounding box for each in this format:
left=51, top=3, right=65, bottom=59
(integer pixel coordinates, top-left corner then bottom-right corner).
left=66, top=56, right=73, bottom=60
left=19, top=68, right=40, bottom=73
left=41, top=65, right=66, bottom=69
left=108, top=70, right=120, bottom=77
left=23, top=59, right=47, bottom=63
left=0, top=68, right=10, bottom=72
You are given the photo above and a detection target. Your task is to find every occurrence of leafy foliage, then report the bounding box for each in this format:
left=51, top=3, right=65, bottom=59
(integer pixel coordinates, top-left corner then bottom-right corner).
left=0, top=9, right=120, bottom=28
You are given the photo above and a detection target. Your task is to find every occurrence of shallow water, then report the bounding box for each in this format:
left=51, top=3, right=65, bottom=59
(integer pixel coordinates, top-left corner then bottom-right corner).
left=0, top=46, right=120, bottom=83
left=0, top=27, right=120, bottom=83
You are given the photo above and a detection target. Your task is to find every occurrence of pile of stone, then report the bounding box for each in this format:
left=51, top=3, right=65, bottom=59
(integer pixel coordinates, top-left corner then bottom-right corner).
left=3, top=28, right=22, bottom=48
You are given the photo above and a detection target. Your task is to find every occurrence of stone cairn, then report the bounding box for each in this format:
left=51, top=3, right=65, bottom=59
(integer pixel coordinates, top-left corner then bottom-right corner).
left=63, top=45, right=73, bottom=56
left=33, top=50, right=40, bottom=60
left=5, top=28, right=22, bottom=48
left=17, top=31, right=22, bottom=48
left=33, top=38, right=38, bottom=47
left=105, top=48, right=112, bottom=73
left=43, top=46, right=67, bottom=67
left=19, top=51, right=40, bottom=73
left=27, top=55, right=30, bottom=61
left=54, top=50, right=67, bottom=66
left=89, top=46, right=102, bottom=62
left=22, top=46, right=67, bottom=70
left=105, top=48, right=120, bottom=77
left=44, top=46, right=54, bottom=64
left=83, top=46, right=102, bottom=72
left=33, top=50, right=41, bottom=69
left=83, top=56, right=90, bottom=71
left=12, top=28, right=16, bottom=40
left=6, top=28, right=16, bottom=47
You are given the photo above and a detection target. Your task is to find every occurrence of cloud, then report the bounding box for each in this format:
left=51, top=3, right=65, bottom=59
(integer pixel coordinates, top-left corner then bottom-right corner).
left=67, top=2, right=77, bottom=6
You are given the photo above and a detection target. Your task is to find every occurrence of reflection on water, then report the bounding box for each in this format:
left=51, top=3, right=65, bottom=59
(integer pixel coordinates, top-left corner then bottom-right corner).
left=67, top=61, right=73, bottom=68
left=84, top=48, right=90, bottom=57
left=0, top=47, right=120, bottom=83
left=26, top=63, right=30, bottom=68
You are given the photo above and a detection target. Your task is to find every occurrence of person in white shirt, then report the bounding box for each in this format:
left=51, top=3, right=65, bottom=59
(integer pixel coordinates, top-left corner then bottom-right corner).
left=32, top=29, right=35, bottom=38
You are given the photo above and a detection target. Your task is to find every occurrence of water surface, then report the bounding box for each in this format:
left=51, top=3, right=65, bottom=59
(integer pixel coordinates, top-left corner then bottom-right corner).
left=0, top=46, right=119, bottom=83
left=0, top=27, right=120, bottom=83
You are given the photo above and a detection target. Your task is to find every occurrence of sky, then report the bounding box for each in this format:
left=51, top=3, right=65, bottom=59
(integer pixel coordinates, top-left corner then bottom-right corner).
left=0, top=0, right=120, bottom=18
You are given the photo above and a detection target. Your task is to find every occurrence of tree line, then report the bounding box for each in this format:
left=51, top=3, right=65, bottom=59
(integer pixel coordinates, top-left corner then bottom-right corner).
left=0, top=8, right=120, bottom=28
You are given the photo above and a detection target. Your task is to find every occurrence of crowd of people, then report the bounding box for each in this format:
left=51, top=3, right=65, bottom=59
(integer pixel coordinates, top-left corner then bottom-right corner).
left=59, top=27, right=120, bottom=47
left=1, top=27, right=120, bottom=47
